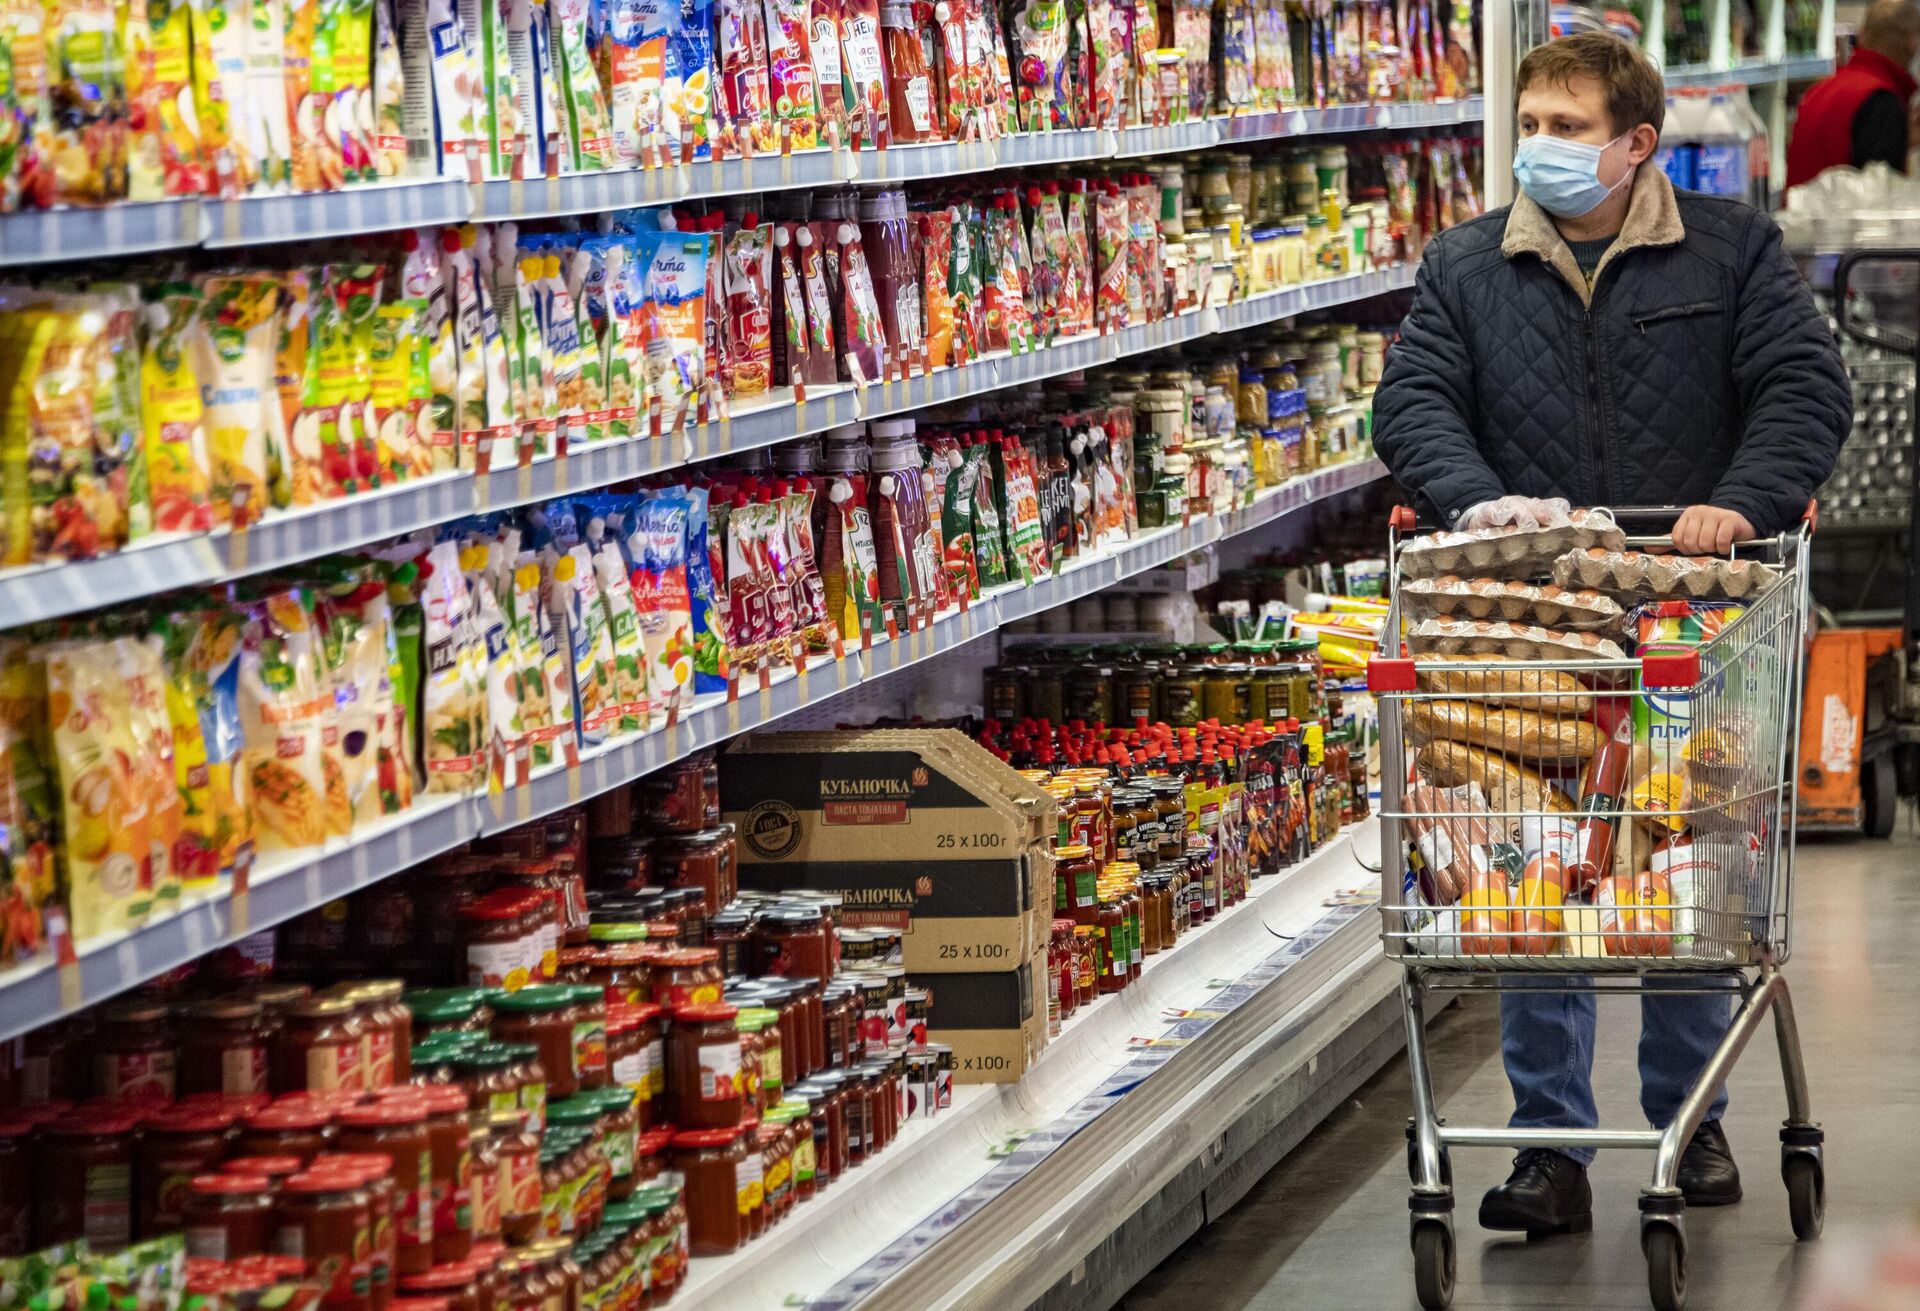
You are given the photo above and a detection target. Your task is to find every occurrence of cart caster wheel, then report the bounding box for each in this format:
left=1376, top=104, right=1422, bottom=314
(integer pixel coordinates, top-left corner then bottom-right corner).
left=1411, top=1218, right=1455, bottom=1310
left=1644, top=1222, right=1687, bottom=1311
left=1784, top=1152, right=1825, bottom=1240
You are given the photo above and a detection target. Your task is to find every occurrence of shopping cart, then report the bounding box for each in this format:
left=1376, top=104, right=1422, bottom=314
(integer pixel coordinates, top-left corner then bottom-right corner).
left=1366, top=505, right=1823, bottom=1311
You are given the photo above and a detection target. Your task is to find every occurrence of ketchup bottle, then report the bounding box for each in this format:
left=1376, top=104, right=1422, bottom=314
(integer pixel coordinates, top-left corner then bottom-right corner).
left=1567, top=716, right=1634, bottom=892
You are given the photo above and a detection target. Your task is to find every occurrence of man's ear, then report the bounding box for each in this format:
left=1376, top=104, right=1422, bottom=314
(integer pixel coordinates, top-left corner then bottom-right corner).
left=1626, top=123, right=1660, bottom=167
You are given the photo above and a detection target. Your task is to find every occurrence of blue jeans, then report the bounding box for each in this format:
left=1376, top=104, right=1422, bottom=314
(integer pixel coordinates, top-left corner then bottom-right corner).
left=1500, top=980, right=1736, bottom=1165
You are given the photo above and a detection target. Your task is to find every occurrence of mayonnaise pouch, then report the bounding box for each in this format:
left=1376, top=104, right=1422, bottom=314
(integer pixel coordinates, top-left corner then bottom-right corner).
left=462, top=0, right=520, bottom=175
left=557, top=543, right=619, bottom=742
left=141, top=285, right=215, bottom=535
left=593, top=539, right=650, bottom=732
left=194, top=273, right=283, bottom=525
left=550, top=0, right=613, bottom=169
left=630, top=490, right=695, bottom=719
left=472, top=569, right=528, bottom=788
left=510, top=558, right=569, bottom=766
left=637, top=229, right=707, bottom=433
left=127, top=0, right=205, bottom=199
left=603, top=0, right=670, bottom=167
left=663, top=0, right=714, bottom=160
left=539, top=254, right=587, bottom=450
left=372, top=0, right=410, bottom=175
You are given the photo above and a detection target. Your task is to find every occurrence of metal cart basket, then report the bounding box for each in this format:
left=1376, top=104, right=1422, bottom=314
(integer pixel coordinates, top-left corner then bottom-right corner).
left=1366, top=506, right=1824, bottom=1311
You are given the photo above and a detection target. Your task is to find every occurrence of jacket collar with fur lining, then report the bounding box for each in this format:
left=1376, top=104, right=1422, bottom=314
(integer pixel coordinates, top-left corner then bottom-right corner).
left=1500, top=164, right=1687, bottom=306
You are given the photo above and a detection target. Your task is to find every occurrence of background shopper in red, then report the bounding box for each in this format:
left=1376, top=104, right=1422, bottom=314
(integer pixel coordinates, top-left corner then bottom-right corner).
left=1786, top=0, right=1920, bottom=186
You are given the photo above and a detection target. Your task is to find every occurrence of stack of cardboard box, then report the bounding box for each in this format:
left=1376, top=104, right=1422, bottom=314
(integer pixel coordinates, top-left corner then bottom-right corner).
left=722, top=729, right=1057, bottom=1083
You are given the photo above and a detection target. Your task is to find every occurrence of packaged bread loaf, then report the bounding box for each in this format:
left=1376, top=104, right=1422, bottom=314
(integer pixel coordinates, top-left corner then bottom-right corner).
left=1552, top=548, right=1780, bottom=601
left=1408, top=618, right=1629, bottom=664
left=1401, top=575, right=1626, bottom=632
left=1414, top=653, right=1594, bottom=715
left=1399, top=508, right=1625, bottom=581
left=1407, top=699, right=1602, bottom=764
left=1417, top=739, right=1576, bottom=844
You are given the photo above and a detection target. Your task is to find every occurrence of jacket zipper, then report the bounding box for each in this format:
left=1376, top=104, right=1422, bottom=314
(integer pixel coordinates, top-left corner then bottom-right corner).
left=1632, top=300, right=1717, bottom=332
left=1585, top=268, right=1618, bottom=507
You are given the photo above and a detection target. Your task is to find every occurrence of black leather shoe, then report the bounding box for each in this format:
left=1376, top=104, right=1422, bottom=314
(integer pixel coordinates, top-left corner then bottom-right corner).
left=1479, top=1148, right=1594, bottom=1237
left=1677, top=1120, right=1742, bottom=1206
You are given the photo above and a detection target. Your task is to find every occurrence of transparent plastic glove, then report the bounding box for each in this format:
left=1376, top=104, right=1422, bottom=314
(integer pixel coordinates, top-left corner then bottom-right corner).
left=1455, top=496, right=1573, bottom=532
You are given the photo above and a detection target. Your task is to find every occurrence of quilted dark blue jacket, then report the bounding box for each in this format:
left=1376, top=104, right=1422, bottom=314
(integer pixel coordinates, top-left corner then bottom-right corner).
left=1372, top=168, right=1851, bottom=535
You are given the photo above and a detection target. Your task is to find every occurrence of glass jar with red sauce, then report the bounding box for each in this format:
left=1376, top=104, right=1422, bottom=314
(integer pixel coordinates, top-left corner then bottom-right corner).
left=274, top=1168, right=374, bottom=1311
left=35, top=1108, right=139, bottom=1250
left=338, top=981, right=413, bottom=1087
left=316, top=1155, right=396, bottom=1311
left=465, top=1118, right=499, bottom=1245
left=93, top=999, right=176, bottom=1102
left=448, top=1045, right=520, bottom=1127
left=275, top=996, right=368, bottom=1093
left=135, top=1102, right=241, bottom=1238
left=667, top=1003, right=744, bottom=1130
left=490, top=987, right=583, bottom=1100
left=395, top=1264, right=482, bottom=1311
left=751, top=906, right=834, bottom=982
left=756, top=1116, right=793, bottom=1227
left=559, top=985, right=609, bottom=1092
left=390, top=1085, right=473, bottom=1266
left=667, top=1128, right=747, bottom=1256
left=653, top=828, right=735, bottom=911
left=183, top=1172, right=274, bottom=1260
left=704, top=908, right=754, bottom=977
left=335, top=1099, right=433, bottom=1275
left=650, top=949, right=722, bottom=1010
left=239, top=1099, right=336, bottom=1162
left=492, top=1110, right=543, bottom=1246
left=591, top=1086, right=639, bottom=1202
left=176, top=996, right=272, bottom=1097
left=779, top=1095, right=818, bottom=1201
left=462, top=892, right=542, bottom=993
left=494, top=1044, right=547, bottom=1134
left=227, top=1153, right=305, bottom=1189
left=583, top=931, right=649, bottom=1004
left=637, top=754, right=719, bottom=832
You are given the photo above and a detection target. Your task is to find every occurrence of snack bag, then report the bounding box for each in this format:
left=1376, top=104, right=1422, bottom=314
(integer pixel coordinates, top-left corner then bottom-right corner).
left=764, top=0, right=821, bottom=147
left=421, top=540, right=488, bottom=792
left=236, top=590, right=333, bottom=850
left=45, top=0, right=128, bottom=204
left=139, top=285, right=214, bottom=534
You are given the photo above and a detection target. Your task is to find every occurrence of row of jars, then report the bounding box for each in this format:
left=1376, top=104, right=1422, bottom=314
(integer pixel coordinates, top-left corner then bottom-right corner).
left=986, top=639, right=1326, bottom=733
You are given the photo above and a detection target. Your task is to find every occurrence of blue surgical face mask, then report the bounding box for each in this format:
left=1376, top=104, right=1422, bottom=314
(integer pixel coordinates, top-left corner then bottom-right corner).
left=1512, top=131, right=1632, bottom=217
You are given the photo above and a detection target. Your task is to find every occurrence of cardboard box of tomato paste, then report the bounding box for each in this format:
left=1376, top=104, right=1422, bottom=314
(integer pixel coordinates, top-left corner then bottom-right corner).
left=911, top=943, right=1050, bottom=1083
left=723, top=729, right=1057, bottom=973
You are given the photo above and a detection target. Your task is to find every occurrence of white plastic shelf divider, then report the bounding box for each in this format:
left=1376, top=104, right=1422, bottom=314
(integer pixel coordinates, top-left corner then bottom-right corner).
left=1661, top=54, right=1833, bottom=86
left=0, top=100, right=1484, bottom=264
left=0, top=269, right=1411, bottom=626
left=0, top=457, right=1384, bottom=1041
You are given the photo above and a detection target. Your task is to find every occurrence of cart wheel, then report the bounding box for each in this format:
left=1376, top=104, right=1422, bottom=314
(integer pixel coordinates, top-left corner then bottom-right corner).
left=1411, top=1218, right=1455, bottom=1310
left=1864, top=758, right=1897, bottom=840
left=1784, top=1152, right=1825, bottom=1240
left=1644, top=1222, right=1687, bottom=1311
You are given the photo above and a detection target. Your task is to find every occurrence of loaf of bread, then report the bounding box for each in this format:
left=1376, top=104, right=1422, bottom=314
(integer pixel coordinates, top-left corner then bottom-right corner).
left=1408, top=699, right=1602, bottom=764
left=1417, top=740, right=1576, bottom=844
left=1413, top=653, right=1594, bottom=715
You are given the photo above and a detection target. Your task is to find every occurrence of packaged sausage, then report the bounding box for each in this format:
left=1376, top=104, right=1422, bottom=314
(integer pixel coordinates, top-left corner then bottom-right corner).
left=1552, top=548, right=1779, bottom=601
left=1400, top=507, right=1625, bottom=582
left=1564, top=716, right=1632, bottom=893
left=1402, top=575, right=1626, bottom=632
left=1405, top=699, right=1600, bottom=764
left=1403, top=781, right=1512, bottom=907
left=1407, top=618, right=1629, bottom=665
left=1511, top=853, right=1567, bottom=954
left=1456, top=867, right=1511, bottom=956
left=1416, top=739, right=1575, bottom=845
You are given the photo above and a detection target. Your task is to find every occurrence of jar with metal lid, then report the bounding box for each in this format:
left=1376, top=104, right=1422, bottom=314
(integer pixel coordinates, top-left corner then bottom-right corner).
left=175, top=996, right=272, bottom=1097
left=466, top=1118, right=500, bottom=1244
left=667, top=1128, right=748, bottom=1256
left=1055, top=843, right=1098, bottom=926
left=335, top=1100, right=433, bottom=1274
left=315, top=1156, right=395, bottom=1311
left=490, top=986, right=582, bottom=1100
left=653, top=828, right=736, bottom=911
left=636, top=753, right=720, bottom=832
left=492, top=1110, right=542, bottom=1245
left=448, top=1044, right=519, bottom=1128
left=276, top=996, right=367, bottom=1094
left=394, top=1084, right=473, bottom=1265
left=582, top=932, right=650, bottom=1005
left=609, top=1004, right=665, bottom=1129
left=34, top=1109, right=137, bottom=1249
left=737, top=1008, right=783, bottom=1109
left=493, top=1043, right=547, bottom=1133
left=275, top=1168, right=373, bottom=1311
left=1071, top=925, right=1099, bottom=1007
left=536, top=1136, right=581, bottom=1240
left=94, top=999, right=176, bottom=1101
left=135, top=1102, right=240, bottom=1238
left=183, top=1172, right=274, bottom=1260
left=649, top=948, right=723, bottom=1011
left=667, top=1003, right=743, bottom=1130
left=756, top=1116, right=793, bottom=1227
left=337, top=981, right=412, bottom=1088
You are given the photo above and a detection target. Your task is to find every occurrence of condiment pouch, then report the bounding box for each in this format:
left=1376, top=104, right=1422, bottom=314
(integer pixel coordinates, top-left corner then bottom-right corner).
left=764, top=0, right=822, bottom=148
left=663, top=0, right=715, bottom=161
left=723, top=220, right=774, bottom=396
left=719, top=0, right=778, bottom=153
left=556, top=543, right=619, bottom=743
left=808, top=0, right=850, bottom=142
left=826, top=475, right=883, bottom=641
left=835, top=221, right=887, bottom=384
left=421, top=540, right=489, bottom=792
left=629, top=490, right=695, bottom=718
left=594, top=540, right=651, bottom=733
left=637, top=229, right=709, bottom=433
left=837, top=0, right=889, bottom=146
left=236, top=590, right=335, bottom=848
left=689, top=485, right=735, bottom=692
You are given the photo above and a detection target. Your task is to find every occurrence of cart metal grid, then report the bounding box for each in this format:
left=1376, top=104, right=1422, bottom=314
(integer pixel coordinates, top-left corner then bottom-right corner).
left=1365, top=506, right=1825, bottom=1311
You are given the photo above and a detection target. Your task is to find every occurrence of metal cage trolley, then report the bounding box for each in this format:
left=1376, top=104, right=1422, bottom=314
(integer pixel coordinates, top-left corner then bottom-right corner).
left=1366, top=505, right=1823, bottom=1311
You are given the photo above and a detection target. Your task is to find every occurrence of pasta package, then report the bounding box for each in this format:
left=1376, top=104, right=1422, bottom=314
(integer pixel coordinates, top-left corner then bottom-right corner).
left=1416, top=739, right=1575, bottom=844
left=238, top=589, right=332, bottom=851
left=1399, top=507, right=1625, bottom=581
left=1408, top=618, right=1628, bottom=664
left=1401, top=575, right=1626, bottom=632
left=1413, top=653, right=1594, bottom=716
left=1407, top=699, right=1601, bottom=764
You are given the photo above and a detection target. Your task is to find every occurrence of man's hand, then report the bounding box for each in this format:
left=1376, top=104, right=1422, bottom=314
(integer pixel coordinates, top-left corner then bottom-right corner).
left=1672, top=505, right=1755, bottom=556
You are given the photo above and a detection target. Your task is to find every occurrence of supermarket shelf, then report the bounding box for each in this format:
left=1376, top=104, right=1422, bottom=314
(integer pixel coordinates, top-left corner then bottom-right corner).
left=0, top=457, right=1386, bottom=1040
left=0, top=102, right=1483, bottom=264
left=0, top=269, right=1410, bottom=628
left=1661, top=54, right=1833, bottom=87
left=665, top=822, right=1399, bottom=1309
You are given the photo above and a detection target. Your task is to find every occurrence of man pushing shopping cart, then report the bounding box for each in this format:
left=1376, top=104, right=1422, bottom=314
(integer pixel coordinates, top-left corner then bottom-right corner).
left=1367, top=29, right=1851, bottom=1311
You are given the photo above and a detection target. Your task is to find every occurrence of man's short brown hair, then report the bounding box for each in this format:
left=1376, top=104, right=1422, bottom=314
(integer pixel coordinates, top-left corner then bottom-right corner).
left=1516, top=32, right=1666, bottom=136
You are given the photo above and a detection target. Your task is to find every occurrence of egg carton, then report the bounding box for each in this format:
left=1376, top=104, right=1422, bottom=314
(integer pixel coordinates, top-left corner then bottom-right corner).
left=1397, top=508, right=1626, bottom=582
left=1406, top=618, right=1629, bottom=664
left=1400, top=575, right=1627, bottom=632
left=1551, top=548, right=1781, bottom=602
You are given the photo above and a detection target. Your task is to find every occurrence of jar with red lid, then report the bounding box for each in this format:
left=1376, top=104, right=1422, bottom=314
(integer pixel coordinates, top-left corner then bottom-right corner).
left=316, top=1156, right=396, bottom=1311
left=637, top=754, right=719, bottom=832
left=275, top=996, right=368, bottom=1093
left=490, top=987, right=583, bottom=1100
left=666, top=1004, right=743, bottom=1130
left=35, top=1109, right=138, bottom=1249
left=227, top=1153, right=306, bottom=1187
left=335, top=1099, right=433, bottom=1274
left=93, top=999, right=176, bottom=1102
left=583, top=933, right=649, bottom=1004
left=649, top=949, right=722, bottom=1010
left=135, top=1102, right=240, bottom=1238
left=18, top=1020, right=86, bottom=1103
left=396, top=1264, right=482, bottom=1311
left=274, top=1169, right=373, bottom=1311
left=750, top=906, right=834, bottom=983
left=183, top=1172, right=274, bottom=1260
left=667, top=1128, right=747, bottom=1256
left=491, top=1111, right=542, bottom=1246
left=462, top=892, right=542, bottom=993
left=605, top=1004, right=662, bottom=1132
left=0, top=1119, right=29, bottom=1256
left=239, top=1099, right=336, bottom=1161
left=391, top=1296, right=451, bottom=1311
left=176, top=997, right=273, bottom=1097
left=653, top=828, right=734, bottom=911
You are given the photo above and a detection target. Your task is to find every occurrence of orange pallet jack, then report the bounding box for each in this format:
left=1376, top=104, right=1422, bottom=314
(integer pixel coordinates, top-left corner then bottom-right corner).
left=1802, top=252, right=1920, bottom=837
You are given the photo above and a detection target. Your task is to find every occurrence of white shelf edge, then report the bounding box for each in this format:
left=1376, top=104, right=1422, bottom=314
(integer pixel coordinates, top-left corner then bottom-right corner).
left=0, top=459, right=1385, bottom=1041
left=1661, top=54, right=1833, bottom=86
left=0, top=269, right=1413, bottom=627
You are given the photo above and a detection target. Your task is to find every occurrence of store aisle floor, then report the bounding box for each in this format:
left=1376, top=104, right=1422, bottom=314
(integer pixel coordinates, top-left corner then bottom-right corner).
left=1121, top=828, right=1920, bottom=1311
